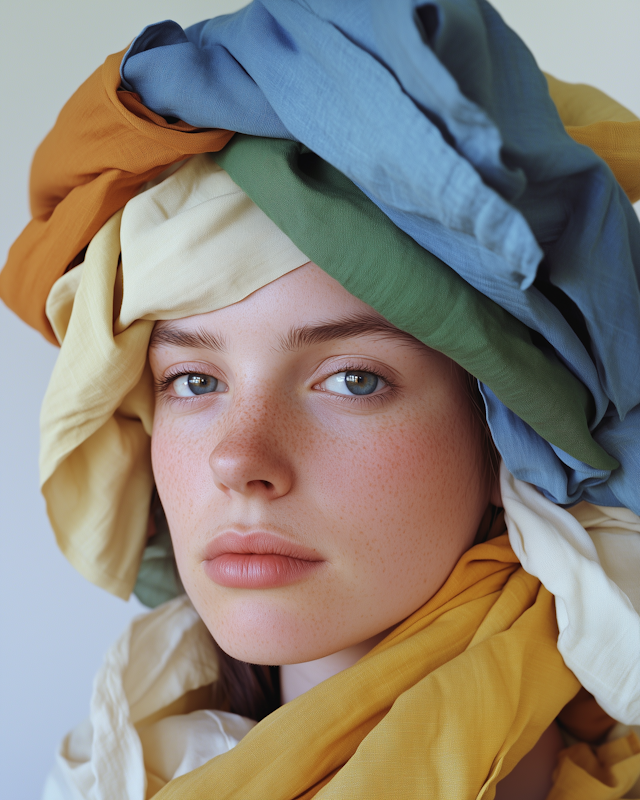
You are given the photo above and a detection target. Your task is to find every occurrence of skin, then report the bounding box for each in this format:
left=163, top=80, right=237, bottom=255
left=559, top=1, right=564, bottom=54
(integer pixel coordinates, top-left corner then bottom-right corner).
left=149, top=261, right=561, bottom=797
left=149, top=262, right=493, bottom=665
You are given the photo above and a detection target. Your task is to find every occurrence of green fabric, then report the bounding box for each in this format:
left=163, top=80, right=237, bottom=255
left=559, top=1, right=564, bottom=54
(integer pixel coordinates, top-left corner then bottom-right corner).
left=214, top=137, right=617, bottom=471
left=134, top=508, right=184, bottom=608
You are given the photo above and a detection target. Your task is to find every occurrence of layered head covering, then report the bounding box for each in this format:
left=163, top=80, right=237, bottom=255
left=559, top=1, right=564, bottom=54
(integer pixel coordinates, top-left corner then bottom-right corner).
left=3, top=0, right=640, bottom=795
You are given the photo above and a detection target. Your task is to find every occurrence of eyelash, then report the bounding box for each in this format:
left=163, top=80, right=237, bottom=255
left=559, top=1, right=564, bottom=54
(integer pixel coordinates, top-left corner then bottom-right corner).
left=154, top=364, right=217, bottom=399
left=316, top=361, right=398, bottom=406
left=154, top=362, right=398, bottom=405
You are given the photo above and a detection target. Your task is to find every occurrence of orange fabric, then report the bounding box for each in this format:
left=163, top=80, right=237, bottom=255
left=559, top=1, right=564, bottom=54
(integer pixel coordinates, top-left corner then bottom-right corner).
left=0, top=49, right=232, bottom=343
left=566, top=121, right=640, bottom=204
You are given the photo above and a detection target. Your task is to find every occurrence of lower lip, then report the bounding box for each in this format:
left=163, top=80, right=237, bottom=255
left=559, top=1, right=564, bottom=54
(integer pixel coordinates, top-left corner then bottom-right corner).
left=203, top=554, right=323, bottom=589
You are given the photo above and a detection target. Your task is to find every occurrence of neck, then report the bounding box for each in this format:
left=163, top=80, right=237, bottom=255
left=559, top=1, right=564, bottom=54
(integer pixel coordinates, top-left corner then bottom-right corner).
left=280, top=629, right=391, bottom=704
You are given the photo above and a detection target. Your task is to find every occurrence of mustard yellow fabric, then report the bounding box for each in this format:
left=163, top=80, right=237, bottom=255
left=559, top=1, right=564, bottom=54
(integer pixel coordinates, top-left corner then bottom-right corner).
left=549, top=734, right=640, bottom=800
left=545, top=75, right=639, bottom=126
left=546, top=74, right=640, bottom=203
left=148, top=535, right=640, bottom=800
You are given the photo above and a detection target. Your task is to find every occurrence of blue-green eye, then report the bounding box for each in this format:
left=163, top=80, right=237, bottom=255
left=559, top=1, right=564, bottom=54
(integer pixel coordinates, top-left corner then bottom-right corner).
left=322, top=370, right=385, bottom=396
left=172, top=373, right=227, bottom=397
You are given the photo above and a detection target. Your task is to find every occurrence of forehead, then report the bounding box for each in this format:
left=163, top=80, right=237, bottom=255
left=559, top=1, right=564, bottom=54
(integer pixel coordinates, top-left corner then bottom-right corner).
left=150, top=262, right=427, bottom=355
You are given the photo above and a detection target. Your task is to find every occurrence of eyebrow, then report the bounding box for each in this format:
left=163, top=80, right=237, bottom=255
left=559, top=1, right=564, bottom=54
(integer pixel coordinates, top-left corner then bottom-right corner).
left=149, top=326, right=228, bottom=352
left=275, top=312, right=426, bottom=353
left=149, top=312, right=426, bottom=354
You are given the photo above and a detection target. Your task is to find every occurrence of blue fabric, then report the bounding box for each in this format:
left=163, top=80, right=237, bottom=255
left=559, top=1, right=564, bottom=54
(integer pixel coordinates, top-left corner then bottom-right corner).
left=121, top=0, right=640, bottom=514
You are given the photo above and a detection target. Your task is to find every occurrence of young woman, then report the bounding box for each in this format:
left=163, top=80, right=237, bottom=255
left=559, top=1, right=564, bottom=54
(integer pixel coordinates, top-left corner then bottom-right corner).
left=2, top=1, right=639, bottom=798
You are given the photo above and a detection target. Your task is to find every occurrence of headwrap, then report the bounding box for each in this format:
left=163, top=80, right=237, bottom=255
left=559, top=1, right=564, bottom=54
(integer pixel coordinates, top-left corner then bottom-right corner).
left=118, top=0, right=640, bottom=515
left=3, top=0, right=640, bottom=515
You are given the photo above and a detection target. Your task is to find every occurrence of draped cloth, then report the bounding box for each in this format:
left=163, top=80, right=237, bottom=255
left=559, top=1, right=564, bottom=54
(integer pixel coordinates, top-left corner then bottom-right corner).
left=2, top=47, right=636, bottom=349
left=39, top=536, right=640, bottom=800
left=147, top=532, right=593, bottom=800
left=546, top=74, right=640, bottom=203
left=42, top=596, right=256, bottom=800
left=2, top=4, right=640, bottom=514
left=49, top=534, right=640, bottom=800
left=0, top=49, right=233, bottom=341
left=118, top=0, right=640, bottom=515
left=34, top=0, right=640, bottom=513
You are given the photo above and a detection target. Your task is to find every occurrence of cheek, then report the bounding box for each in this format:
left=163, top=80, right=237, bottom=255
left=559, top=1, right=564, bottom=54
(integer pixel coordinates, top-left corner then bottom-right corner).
left=315, top=400, right=482, bottom=534
left=150, top=411, right=211, bottom=548
left=306, top=396, right=487, bottom=596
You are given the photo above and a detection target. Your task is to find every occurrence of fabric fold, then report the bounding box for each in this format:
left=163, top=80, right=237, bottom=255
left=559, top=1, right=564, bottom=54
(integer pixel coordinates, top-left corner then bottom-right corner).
left=42, top=596, right=256, bottom=800
left=151, top=536, right=579, bottom=800
left=0, top=48, right=233, bottom=343
left=501, top=464, right=640, bottom=725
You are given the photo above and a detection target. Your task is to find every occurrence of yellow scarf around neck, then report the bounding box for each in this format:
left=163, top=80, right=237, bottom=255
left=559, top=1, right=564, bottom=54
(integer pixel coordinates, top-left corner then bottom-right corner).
left=153, top=536, right=578, bottom=800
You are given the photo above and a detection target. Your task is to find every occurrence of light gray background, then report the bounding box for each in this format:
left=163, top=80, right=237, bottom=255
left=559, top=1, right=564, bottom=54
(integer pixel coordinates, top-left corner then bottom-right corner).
left=1, top=2, right=638, bottom=797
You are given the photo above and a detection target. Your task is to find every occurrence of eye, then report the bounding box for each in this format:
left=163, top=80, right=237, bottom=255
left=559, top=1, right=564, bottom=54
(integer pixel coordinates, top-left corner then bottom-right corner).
left=321, top=370, right=386, bottom=396
left=172, top=373, right=227, bottom=397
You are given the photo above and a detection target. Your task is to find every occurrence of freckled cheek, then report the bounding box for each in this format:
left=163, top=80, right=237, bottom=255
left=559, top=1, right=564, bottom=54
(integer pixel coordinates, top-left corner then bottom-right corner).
left=308, top=409, right=481, bottom=584
left=311, top=416, right=462, bottom=526
left=150, top=412, right=216, bottom=528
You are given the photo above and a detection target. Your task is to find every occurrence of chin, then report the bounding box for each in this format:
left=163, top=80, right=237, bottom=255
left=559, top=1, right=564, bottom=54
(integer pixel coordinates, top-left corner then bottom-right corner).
left=211, top=625, right=324, bottom=667
left=192, top=594, right=347, bottom=666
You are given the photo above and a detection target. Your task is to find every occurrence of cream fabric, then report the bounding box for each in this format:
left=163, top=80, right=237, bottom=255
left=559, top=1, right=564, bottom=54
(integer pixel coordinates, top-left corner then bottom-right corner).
left=41, top=155, right=310, bottom=598
left=502, top=464, right=640, bottom=725
left=118, top=156, right=311, bottom=326
left=41, top=596, right=256, bottom=800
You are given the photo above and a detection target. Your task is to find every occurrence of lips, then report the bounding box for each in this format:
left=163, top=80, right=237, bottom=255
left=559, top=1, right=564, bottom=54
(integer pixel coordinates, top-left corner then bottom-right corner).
left=202, top=532, right=324, bottom=589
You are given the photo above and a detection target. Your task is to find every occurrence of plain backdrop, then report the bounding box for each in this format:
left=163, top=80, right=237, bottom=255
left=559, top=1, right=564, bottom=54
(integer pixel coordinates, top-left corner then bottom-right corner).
left=1, top=1, right=638, bottom=796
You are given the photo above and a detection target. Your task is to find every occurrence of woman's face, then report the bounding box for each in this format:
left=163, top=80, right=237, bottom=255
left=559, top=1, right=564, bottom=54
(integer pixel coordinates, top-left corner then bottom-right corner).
left=149, top=263, right=493, bottom=665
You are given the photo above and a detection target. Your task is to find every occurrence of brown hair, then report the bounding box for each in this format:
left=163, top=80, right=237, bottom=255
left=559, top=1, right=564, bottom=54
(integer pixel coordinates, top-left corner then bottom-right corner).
left=211, top=640, right=281, bottom=721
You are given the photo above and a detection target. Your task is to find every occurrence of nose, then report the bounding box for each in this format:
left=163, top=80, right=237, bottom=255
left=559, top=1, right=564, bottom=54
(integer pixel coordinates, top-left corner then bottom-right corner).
left=209, top=396, right=295, bottom=500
